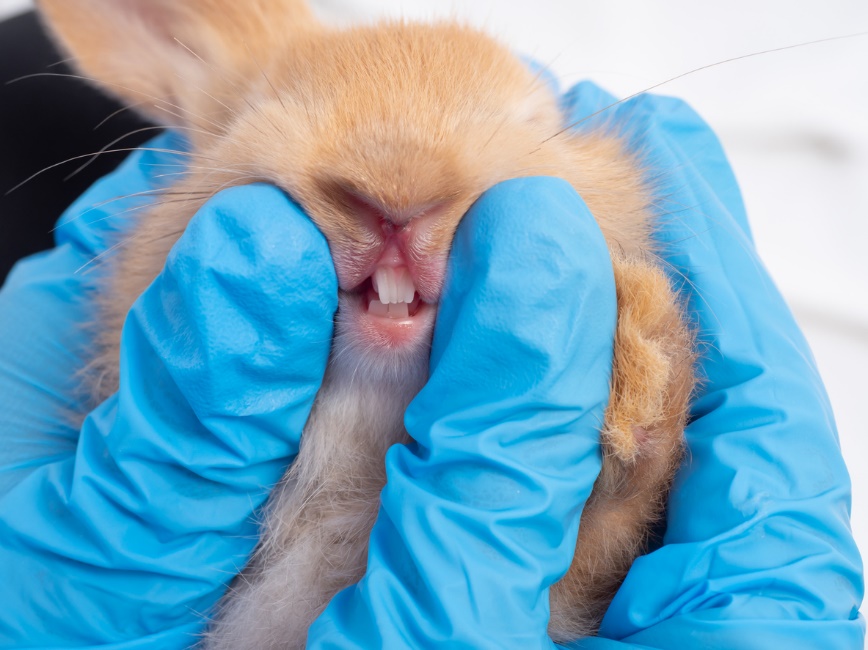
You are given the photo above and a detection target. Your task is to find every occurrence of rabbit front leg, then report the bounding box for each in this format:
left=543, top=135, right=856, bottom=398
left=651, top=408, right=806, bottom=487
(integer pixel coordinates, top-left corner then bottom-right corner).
left=549, top=255, right=696, bottom=642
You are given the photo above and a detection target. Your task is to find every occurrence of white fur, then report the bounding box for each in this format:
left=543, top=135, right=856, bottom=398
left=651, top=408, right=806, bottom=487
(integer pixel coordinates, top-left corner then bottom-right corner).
left=203, top=307, right=428, bottom=649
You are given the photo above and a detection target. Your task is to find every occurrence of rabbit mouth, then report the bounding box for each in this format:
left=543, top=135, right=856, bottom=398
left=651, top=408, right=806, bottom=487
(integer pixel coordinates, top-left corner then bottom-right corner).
left=336, top=280, right=437, bottom=356
left=365, top=266, right=422, bottom=319
left=336, top=268, right=436, bottom=352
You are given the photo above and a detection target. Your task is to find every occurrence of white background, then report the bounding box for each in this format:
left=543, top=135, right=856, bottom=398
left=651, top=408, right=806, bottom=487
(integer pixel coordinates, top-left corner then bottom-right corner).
left=3, top=0, right=866, bottom=633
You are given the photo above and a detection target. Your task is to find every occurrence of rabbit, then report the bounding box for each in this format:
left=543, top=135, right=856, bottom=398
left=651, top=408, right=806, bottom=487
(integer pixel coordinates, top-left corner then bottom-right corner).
left=37, top=0, right=696, bottom=646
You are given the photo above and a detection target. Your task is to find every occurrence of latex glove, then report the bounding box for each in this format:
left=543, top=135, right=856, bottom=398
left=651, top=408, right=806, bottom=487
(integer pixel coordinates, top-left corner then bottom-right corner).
left=307, top=83, right=865, bottom=648
left=307, top=176, right=617, bottom=647
left=0, top=132, right=338, bottom=647
left=1, top=129, right=618, bottom=646
left=3, top=84, right=864, bottom=650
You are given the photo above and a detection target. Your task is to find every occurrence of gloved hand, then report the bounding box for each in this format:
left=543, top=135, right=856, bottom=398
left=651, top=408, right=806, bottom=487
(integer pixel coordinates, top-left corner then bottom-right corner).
left=306, top=84, right=865, bottom=648
left=304, top=175, right=617, bottom=648
left=0, top=132, right=338, bottom=646
left=2, top=132, right=620, bottom=648
left=1, top=82, right=864, bottom=650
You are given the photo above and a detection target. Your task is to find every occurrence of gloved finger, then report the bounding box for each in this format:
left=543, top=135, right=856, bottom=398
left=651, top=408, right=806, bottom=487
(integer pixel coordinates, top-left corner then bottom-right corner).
left=308, top=177, right=618, bottom=648
left=0, top=132, right=188, bottom=490
left=0, top=184, right=337, bottom=648
left=562, top=84, right=863, bottom=648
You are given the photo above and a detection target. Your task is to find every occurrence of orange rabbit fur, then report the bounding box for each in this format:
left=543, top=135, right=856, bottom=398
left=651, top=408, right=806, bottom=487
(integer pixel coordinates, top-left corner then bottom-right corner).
left=38, top=0, right=696, bottom=646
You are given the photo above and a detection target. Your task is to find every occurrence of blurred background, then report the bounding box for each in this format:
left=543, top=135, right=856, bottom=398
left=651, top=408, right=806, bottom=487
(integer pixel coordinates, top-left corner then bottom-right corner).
left=1, top=0, right=866, bottom=629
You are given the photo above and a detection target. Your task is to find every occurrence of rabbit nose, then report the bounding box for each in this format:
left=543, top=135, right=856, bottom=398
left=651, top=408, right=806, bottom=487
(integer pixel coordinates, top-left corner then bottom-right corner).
left=342, top=187, right=445, bottom=232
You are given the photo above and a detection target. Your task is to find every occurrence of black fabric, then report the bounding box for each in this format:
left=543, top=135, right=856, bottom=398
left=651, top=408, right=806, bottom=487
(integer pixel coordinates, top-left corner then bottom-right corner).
left=0, top=10, right=159, bottom=283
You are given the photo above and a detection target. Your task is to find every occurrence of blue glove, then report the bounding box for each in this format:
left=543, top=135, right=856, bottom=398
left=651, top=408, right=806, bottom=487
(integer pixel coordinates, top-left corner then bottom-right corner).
left=0, top=132, right=338, bottom=646
left=306, top=84, right=865, bottom=648
left=305, top=177, right=617, bottom=648
left=2, top=80, right=864, bottom=650
left=578, top=83, right=864, bottom=648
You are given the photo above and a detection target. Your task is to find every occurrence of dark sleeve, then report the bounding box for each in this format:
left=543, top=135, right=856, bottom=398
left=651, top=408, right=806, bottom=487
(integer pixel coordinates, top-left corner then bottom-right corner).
left=0, top=10, right=159, bottom=283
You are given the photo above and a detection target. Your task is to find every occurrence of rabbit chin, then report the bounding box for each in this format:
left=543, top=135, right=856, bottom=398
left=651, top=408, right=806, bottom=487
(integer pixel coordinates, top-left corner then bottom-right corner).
left=330, top=289, right=437, bottom=384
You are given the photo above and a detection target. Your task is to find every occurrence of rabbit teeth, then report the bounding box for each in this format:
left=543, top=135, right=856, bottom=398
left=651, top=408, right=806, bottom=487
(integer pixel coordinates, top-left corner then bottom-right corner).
left=371, top=266, right=416, bottom=304
left=367, top=300, right=410, bottom=319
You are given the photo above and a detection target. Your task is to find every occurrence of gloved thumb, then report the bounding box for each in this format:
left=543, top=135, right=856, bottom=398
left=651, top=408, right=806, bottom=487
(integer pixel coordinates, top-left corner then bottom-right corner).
left=0, top=183, right=336, bottom=646
left=310, top=177, right=617, bottom=648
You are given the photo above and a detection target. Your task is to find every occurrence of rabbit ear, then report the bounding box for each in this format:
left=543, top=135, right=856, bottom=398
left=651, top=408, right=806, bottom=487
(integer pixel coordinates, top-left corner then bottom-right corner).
left=37, top=0, right=318, bottom=128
